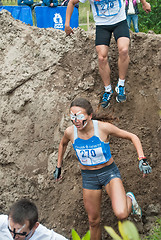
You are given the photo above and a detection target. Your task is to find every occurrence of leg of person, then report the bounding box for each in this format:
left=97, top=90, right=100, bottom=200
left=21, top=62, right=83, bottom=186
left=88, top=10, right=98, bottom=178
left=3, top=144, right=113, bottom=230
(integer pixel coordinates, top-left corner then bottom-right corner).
left=114, top=20, right=130, bottom=103
left=103, top=163, right=142, bottom=219
left=95, top=26, right=113, bottom=108
left=96, top=45, right=113, bottom=108
left=126, top=15, right=132, bottom=29
left=105, top=178, right=142, bottom=219
left=96, top=45, right=110, bottom=87
left=117, top=37, right=130, bottom=82
left=116, top=37, right=130, bottom=102
left=126, top=192, right=142, bottom=217
left=105, top=178, right=132, bottom=219
left=132, top=14, right=139, bottom=33
left=83, top=189, right=102, bottom=240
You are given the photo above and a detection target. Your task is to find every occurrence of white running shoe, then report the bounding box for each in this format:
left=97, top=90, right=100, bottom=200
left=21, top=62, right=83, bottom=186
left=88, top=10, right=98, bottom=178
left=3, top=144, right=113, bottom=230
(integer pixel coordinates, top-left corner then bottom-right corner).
left=126, top=192, right=142, bottom=217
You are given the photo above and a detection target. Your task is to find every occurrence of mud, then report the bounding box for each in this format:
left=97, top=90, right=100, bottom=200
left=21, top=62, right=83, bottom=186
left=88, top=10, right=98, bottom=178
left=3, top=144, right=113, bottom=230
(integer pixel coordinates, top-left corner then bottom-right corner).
left=0, top=10, right=161, bottom=239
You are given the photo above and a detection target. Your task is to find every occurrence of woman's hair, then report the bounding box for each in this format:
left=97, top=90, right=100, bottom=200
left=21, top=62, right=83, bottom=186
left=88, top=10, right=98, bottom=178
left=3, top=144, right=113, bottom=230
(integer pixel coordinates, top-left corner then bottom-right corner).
left=70, top=98, right=114, bottom=122
left=8, top=199, right=38, bottom=230
left=70, top=98, right=93, bottom=115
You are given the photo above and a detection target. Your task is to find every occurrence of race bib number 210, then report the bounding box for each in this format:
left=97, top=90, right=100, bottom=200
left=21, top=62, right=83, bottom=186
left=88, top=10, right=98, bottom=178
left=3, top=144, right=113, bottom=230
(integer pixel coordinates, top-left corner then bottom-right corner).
left=94, top=0, right=122, bottom=17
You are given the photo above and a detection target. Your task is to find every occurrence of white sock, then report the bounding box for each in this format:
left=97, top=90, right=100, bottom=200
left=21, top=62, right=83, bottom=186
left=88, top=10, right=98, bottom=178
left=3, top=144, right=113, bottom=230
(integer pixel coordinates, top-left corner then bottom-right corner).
left=104, top=85, right=112, bottom=92
left=118, top=79, right=125, bottom=87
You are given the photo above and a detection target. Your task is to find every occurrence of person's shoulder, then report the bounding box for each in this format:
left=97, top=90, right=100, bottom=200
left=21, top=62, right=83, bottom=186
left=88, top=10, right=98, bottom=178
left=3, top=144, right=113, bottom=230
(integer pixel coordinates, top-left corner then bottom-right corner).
left=34, top=224, right=68, bottom=240
left=0, top=214, right=8, bottom=221
left=0, top=215, right=8, bottom=228
left=97, top=120, right=112, bottom=128
left=32, top=224, right=52, bottom=239
left=97, top=121, right=115, bottom=135
left=65, top=125, right=74, bottom=136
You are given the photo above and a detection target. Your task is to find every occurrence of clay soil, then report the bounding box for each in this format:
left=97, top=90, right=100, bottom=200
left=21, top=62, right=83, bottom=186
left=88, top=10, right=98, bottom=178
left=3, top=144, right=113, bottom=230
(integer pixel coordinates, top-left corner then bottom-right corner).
left=0, top=9, right=161, bottom=239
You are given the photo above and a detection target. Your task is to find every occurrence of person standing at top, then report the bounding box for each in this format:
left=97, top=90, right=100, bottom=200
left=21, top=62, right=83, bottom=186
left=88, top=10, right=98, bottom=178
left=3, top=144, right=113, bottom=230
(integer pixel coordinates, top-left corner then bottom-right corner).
left=125, top=0, right=140, bottom=33
left=0, top=198, right=68, bottom=240
left=41, top=0, right=58, bottom=7
left=17, top=0, right=33, bottom=9
left=64, top=0, right=151, bottom=108
left=54, top=98, right=152, bottom=240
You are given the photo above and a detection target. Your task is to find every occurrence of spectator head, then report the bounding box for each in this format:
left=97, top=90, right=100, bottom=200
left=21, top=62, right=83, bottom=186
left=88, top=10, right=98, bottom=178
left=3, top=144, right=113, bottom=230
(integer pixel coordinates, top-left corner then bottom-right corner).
left=8, top=199, right=39, bottom=239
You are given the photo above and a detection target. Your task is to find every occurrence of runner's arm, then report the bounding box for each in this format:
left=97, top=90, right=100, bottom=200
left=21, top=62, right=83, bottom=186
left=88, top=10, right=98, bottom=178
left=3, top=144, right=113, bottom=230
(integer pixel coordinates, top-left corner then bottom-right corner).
left=106, top=123, right=145, bottom=158
left=57, top=129, right=71, bottom=168
left=65, top=0, right=79, bottom=35
left=108, top=123, right=152, bottom=177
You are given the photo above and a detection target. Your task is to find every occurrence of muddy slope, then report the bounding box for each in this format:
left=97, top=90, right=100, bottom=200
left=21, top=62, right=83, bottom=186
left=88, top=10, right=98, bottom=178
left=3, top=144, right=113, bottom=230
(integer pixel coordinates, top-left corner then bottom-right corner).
left=0, top=10, right=161, bottom=239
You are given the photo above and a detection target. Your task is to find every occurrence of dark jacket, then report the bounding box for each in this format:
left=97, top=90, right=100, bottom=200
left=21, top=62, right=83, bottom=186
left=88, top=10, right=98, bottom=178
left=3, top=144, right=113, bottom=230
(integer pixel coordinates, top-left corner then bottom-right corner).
left=42, top=0, right=58, bottom=7
left=17, top=0, right=33, bottom=6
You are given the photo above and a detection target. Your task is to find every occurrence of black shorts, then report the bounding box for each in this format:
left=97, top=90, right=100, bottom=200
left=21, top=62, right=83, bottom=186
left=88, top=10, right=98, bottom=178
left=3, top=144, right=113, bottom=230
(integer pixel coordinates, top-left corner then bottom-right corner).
left=81, top=162, right=121, bottom=190
left=95, top=20, right=130, bottom=46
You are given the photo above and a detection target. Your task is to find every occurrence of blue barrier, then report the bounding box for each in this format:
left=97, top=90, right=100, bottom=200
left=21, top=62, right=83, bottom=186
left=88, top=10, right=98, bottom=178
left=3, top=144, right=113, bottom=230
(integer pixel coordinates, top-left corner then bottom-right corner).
left=34, top=6, right=78, bottom=30
left=0, top=6, right=33, bottom=25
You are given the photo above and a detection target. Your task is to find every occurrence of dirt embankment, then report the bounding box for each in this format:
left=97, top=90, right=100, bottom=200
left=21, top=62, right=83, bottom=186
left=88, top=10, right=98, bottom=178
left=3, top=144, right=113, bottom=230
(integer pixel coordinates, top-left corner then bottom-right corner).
left=0, top=9, right=161, bottom=239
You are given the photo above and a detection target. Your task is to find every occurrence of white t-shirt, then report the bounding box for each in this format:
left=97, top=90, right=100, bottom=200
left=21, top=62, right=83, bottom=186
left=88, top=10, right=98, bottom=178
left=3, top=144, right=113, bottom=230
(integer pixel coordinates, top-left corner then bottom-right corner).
left=0, top=215, right=68, bottom=240
left=127, top=0, right=135, bottom=14
left=79, top=0, right=126, bottom=25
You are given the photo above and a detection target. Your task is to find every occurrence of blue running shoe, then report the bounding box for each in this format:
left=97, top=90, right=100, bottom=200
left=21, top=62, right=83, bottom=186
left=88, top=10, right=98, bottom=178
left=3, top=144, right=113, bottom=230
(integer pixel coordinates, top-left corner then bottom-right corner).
left=101, top=91, right=113, bottom=108
left=126, top=192, right=142, bottom=217
left=115, top=84, right=126, bottom=103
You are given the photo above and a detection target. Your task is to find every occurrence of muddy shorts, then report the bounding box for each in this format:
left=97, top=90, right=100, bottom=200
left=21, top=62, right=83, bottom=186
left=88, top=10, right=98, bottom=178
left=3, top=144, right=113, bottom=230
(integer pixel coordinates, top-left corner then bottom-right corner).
left=81, top=162, right=121, bottom=190
left=95, top=20, right=130, bottom=46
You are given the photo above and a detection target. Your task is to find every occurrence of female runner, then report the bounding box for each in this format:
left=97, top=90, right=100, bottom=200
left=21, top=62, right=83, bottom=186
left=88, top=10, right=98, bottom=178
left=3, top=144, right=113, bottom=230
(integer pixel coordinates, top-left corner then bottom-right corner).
left=54, top=98, right=151, bottom=240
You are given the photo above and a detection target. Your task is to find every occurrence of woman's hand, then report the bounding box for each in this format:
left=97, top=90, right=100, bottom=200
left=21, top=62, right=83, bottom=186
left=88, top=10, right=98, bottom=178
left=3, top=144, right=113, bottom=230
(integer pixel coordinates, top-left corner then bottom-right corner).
left=139, top=158, right=152, bottom=177
left=53, top=166, right=62, bottom=181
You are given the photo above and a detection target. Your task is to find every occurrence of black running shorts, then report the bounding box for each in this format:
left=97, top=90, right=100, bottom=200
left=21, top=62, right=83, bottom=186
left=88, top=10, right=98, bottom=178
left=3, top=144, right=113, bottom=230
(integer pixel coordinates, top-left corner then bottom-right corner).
left=95, top=20, right=130, bottom=46
left=81, top=162, right=121, bottom=190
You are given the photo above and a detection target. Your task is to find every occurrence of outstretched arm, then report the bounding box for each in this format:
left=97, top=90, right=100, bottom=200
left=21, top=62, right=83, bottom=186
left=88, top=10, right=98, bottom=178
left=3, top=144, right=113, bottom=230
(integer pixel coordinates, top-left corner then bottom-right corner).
left=107, top=123, right=145, bottom=157
left=57, top=131, right=70, bottom=168
left=140, top=0, right=151, bottom=13
left=65, top=0, right=79, bottom=35
left=106, top=123, right=152, bottom=177
left=54, top=129, right=71, bottom=180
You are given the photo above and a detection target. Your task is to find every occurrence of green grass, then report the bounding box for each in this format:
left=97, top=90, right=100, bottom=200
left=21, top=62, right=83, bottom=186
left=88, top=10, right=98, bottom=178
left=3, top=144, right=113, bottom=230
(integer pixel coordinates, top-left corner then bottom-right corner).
left=79, top=25, right=88, bottom=31
left=79, top=1, right=94, bottom=28
left=143, top=218, right=161, bottom=240
left=1, top=0, right=17, bottom=5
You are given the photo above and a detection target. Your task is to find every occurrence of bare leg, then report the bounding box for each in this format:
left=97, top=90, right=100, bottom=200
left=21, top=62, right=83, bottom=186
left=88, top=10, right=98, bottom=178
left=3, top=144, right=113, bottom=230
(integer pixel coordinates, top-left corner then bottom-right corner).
left=105, top=178, right=132, bottom=219
left=83, top=188, right=102, bottom=240
left=117, top=37, right=130, bottom=81
left=96, top=45, right=110, bottom=87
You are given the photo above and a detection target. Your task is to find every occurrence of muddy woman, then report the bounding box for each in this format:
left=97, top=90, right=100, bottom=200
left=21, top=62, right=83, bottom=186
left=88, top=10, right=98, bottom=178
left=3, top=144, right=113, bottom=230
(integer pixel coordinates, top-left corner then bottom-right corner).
left=54, top=98, right=151, bottom=240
